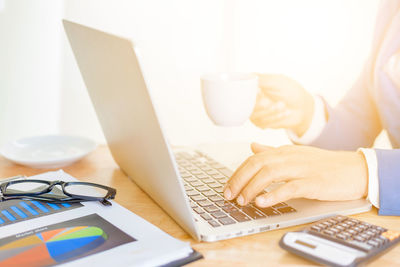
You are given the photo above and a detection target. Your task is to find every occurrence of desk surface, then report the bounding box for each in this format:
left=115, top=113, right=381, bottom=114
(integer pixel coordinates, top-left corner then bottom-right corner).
left=1, top=145, right=399, bottom=266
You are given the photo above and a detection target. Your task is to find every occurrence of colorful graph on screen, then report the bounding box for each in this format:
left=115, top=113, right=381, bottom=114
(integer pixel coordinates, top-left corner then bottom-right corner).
left=0, top=214, right=136, bottom=267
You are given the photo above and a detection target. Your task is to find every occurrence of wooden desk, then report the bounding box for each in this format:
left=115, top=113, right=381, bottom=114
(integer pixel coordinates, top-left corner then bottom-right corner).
left=1, top=145, right=399, bottom=266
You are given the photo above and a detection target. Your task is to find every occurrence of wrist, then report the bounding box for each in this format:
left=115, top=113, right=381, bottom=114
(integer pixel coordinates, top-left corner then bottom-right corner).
left=356, top=150, right=369, bottom=198
left=292, top=94, right=315, bottom=136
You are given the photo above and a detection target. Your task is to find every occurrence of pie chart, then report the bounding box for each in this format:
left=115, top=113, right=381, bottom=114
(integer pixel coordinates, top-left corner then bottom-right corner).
left=0, top=226, right=108, bottom=267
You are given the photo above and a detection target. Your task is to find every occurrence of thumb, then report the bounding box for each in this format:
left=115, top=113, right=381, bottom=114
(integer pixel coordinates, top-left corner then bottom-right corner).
left=251, top=143, right=273, bottom=154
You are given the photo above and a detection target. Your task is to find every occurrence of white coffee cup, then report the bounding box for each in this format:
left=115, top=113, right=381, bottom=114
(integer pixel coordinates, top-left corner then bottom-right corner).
left=201, top=72, right=258, bottom=126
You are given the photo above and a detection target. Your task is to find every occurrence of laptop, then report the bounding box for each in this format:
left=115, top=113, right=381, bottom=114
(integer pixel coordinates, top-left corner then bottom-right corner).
left=63, top=20, right=371, bottom=242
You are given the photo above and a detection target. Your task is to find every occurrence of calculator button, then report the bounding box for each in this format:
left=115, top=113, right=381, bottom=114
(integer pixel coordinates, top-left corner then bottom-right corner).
left=358, top=224, right=368, bottom=230
left=330, top=228, right=340, bottom=234
left=381, top=230, right=400, bottom=241
left=360, top=233, right=370, bottom=240
left=311, top=225, right=322, bottom=232
left=371, top=237, right=386, bottom=246
left=370, top=226, right=384, bottom=234
left=367, top=240, right=380, bottom=247
left=323, top=230, right=334, bottom=236
left=375, top=236, right=389, bottom=244
left=329, top=217, right=339, bottom=222
left=375, top=226, right=386, bottom=232
left=316, top=223, right=327, bottom=229
left=354, top=236, right=366, bottom=242
left=334, top=215, right=348, bottom=222
left=335, top=225, right=345, bottom=231
left=322, top=221, right=333, bottom=227
left=327, top=219, right=338, bottom=225
left=348, top=219, right=359, bottom=224
left=346, top=229, right=357, bottom=235
left=369, top=228, right=380, bottom=234
left=365, top=231, right=376, bottom=238
left=336, top=233, right=349, bottom=240
left=361, top=222, right=372, bottom=228
left=346, top=221, right=357, bottom=226
left=342, top=232, right=352, bottom=239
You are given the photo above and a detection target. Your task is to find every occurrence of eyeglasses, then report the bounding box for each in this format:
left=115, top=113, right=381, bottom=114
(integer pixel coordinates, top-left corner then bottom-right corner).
left=0, top=179, right=116, bottom=206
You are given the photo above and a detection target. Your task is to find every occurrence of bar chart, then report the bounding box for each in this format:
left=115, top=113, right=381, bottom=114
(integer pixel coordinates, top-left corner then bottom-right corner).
left=0, top=199, right=82, bottom=226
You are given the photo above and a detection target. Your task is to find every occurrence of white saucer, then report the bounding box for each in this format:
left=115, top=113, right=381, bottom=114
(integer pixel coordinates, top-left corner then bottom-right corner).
left=0, top=135, right=97, bottom=169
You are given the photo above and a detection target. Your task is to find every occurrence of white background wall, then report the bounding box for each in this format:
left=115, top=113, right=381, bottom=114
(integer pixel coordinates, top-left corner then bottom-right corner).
left=0, top=0, right=63, bottom=146
left=0, top=0, right=381, bottom=147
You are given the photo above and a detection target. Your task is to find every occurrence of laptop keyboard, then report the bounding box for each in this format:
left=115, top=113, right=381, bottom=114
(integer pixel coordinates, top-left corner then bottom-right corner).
left=175, top=151, right=296, bottom=228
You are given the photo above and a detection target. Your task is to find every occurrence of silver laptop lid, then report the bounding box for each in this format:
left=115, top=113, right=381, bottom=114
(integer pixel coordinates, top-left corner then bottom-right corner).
left=63, top=20, right=199, bottom=239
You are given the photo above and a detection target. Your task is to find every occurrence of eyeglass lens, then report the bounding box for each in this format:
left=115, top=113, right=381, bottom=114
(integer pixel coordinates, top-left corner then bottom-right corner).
left=5, top=181, right=49, bottom=194
left=64, top=184, right=109, bottom=198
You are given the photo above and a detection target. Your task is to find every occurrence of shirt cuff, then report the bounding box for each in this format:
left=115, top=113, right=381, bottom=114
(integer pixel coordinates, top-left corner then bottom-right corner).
left=358, top=148, right=380, bottom=208
left=287, top=95, right=327, bottom=145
